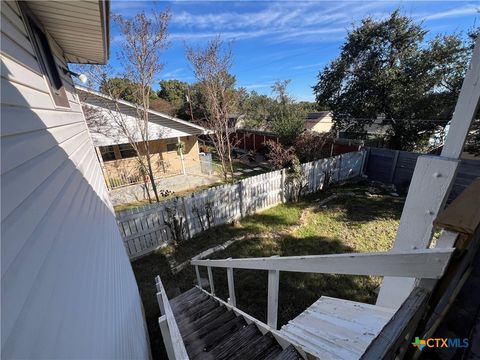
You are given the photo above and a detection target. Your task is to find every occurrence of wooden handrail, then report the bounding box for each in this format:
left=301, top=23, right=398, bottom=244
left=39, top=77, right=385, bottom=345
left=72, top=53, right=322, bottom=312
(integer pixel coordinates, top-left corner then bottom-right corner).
left=191, top=248, right=454, bottom=278
left=155, top=276, right=189, bottom=360
left=192, top=248, right=454, bottom=330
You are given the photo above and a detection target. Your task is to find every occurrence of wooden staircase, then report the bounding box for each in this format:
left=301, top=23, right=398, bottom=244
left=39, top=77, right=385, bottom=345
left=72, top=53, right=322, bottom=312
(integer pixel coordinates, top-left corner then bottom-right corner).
left=170, top=287, right=302, bottom=359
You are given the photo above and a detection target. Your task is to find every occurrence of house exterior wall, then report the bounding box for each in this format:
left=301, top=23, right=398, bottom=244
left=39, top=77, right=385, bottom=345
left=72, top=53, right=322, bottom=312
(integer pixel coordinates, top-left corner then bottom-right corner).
left=101, top=136, right=201, bottom=185
left=305, top=114, right=334, bottom=133
left=1, top=2, right=149, bottom=359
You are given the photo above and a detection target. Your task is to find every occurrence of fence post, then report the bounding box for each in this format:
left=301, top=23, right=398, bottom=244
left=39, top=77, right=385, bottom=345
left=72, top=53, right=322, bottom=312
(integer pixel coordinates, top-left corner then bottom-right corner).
left=362, top=148, right=371, bottom=176
left=267, top=256, right=280, bottom=329
left=239, top=181, right=245, bottom=218
left=281, top=168, right=286, bottom=203
left=195, top=265, right=202, bottom=289
left=337, top=154, right=343, bottom=182
left=181, top=196, right=192, bottom=240
left=227, top=262, right=236, bottom=307
left=389, top=150, right=400, bottom=184
left=207, top=265, right=215, bottom=295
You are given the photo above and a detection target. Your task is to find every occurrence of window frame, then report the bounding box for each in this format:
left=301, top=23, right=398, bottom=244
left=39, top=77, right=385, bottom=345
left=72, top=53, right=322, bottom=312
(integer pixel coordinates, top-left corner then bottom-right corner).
left=18, top=2, right=70, bottom=108
left=99, top=145, right=116, bottom=162
left=166, top=142, right=177, bottom=152
left=118, top=144, right=137, bottom=159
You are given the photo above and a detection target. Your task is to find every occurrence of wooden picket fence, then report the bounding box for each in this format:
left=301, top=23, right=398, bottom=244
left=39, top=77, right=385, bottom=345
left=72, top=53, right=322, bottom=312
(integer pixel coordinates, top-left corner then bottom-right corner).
left=116, top=151, right=366, bottom=260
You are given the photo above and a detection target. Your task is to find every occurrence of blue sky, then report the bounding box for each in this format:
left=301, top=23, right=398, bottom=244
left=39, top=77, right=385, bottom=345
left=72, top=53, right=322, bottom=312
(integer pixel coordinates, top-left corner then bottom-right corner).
left=109, top=1, right=479, bottom=101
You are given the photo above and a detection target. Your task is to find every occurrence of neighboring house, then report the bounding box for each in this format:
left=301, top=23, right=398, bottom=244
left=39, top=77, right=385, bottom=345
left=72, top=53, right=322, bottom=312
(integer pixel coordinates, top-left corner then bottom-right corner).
left=77, top=87, right=209, bottom=188
left=304, top=111, right=334, bottom=133
left=339, top=117, right=392, bottom=140
left=1, top=1, right=149, bottom=359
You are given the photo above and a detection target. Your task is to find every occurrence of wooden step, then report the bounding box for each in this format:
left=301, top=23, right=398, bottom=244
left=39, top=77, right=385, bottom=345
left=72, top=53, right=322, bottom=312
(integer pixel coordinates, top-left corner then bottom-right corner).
left=274, top=345, right=303, bottom=360
left=175, top=298, right=220, bottom=324
left=207, top=323, right=262, bottom=359
left=178, top=306, right=227, bottom=336
left=183, top=310, right=236, bottom=345
left=227, top=332, right=282, bottom=360
left=279, top=296, right=395, bottom=360
left=170, top=287, right=302, bottom=360
left=187, top=316, right=247, bottom=358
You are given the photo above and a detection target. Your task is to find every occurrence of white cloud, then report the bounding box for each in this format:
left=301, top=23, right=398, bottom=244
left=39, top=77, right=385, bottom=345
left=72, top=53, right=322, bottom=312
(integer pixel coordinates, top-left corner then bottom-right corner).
left=167, top=1, right=404, bottom=45
left=292, top=62, right=325, bottom=70
left=161, top=68, right=185, bottom=79
left=421, top=5, right=479, bottom=21
left=241, top=83, right=273, bottom=89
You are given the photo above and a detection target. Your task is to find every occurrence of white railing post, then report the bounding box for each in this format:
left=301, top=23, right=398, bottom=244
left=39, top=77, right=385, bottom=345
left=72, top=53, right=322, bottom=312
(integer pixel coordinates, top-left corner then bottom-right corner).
left=227, top=262, right=236, bottom=307
left=207, top=265, right=215, bottom=295
left=158, top=315, right=175, bottom=360
left=267, top=264, right=280, bottom=329
left=156, top=291, right=166, bottom=315
left=195, top=265, right=202, bottom=289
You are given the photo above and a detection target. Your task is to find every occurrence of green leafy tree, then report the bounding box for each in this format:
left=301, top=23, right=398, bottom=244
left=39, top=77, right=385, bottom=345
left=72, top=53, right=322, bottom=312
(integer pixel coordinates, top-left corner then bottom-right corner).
left=270, top=80, right=306, bottom=145
left=157, top=79, right=191, bottom=120
left=100, top=77, right=158, bottom=103
left=314, top=10, right=476, bottom=151
left=237, top=90, right=276, bottom=129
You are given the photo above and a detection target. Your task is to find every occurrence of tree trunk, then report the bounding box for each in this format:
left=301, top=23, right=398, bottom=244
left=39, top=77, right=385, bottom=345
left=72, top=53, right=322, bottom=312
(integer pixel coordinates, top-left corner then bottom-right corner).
left=145, top=153, right=160, bottom=202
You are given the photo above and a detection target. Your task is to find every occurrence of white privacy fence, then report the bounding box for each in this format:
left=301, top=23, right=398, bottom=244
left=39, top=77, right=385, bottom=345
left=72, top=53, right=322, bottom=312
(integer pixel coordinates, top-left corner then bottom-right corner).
left=116, top=151, right=366, bottom=260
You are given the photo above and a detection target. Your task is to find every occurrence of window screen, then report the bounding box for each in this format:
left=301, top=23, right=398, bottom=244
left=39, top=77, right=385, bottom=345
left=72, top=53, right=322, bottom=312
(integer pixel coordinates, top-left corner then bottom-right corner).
left=100, top=146, right=116, bottom=162
left=119, top=144, right=137, bottom=159
left=19, top=3, right=70, bottom=108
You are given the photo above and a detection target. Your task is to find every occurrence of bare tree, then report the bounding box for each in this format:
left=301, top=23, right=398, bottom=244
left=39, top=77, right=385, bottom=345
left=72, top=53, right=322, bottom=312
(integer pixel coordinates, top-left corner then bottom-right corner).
left=186, top=37, right=237, bottom=182
left=78, top=9, right=171, bottom=202
left=112, top=10, right=171, bottom=202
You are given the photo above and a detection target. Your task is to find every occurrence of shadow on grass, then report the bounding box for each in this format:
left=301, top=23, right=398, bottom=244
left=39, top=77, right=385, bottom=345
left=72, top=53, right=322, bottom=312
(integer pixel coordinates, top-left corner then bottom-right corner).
left=166, top=202, right=306, bottom=264
left=325, top=195, right=404, bottom=224
left=205, top=234, right=381, bottom=328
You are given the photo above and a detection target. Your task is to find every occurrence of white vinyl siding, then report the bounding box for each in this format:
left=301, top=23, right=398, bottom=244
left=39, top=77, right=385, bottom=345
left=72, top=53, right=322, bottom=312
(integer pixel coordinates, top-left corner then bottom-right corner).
left=1, top=1, right=149, bottom=358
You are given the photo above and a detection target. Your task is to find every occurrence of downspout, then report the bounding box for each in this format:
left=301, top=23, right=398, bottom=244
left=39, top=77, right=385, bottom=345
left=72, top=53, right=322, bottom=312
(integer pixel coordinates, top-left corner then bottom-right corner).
left=178, top=137, right=186, bottom=175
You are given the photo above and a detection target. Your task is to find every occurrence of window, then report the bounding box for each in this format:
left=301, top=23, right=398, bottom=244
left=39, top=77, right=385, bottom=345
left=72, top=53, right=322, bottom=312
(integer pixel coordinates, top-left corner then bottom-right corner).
left=100, top=146, right=116, bottom=162
left=166, top=143, right=177, bottom=152
left=19, top=3, right=69, bottom=108
left=119, top=144, right=137, bottom=159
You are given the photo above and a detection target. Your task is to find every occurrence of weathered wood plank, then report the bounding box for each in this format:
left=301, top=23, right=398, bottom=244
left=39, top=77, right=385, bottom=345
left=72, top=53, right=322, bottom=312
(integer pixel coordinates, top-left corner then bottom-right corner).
left=227, top=266, right=236, bottom=307
left=434, top=178, right=480, bottom=235
left=193, top=248, right=455, bottom=279
left=280, top=296, right=395, bottom=359
left=377, top=156, right=459, bottom=308
left=207, top=266, right=215, bottom=295
left=361, top=287, right=430, bottom=360
left=267, top=268, right=279, bottom=329
left=441, top=38, right=480, bottom=158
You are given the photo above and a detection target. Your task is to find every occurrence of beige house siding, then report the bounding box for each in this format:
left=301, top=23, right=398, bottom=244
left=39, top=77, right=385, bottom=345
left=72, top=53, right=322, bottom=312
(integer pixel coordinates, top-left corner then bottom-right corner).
left=305, top=113, right=334, bottom=133
left=100, top=136, right=201, bottom=185
left=1, top=1, right=149, bottom=358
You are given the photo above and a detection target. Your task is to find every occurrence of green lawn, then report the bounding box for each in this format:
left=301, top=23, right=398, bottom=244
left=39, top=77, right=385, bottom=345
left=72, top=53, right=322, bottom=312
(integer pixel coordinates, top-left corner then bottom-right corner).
left=131, top=183, right=405, bottom=359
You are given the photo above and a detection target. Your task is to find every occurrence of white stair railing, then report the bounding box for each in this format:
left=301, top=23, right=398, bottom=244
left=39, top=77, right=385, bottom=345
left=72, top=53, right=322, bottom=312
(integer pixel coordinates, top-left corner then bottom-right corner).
left=155, top=276, right=189, bottom=360
left=191, top=248, right=454, bottom=330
